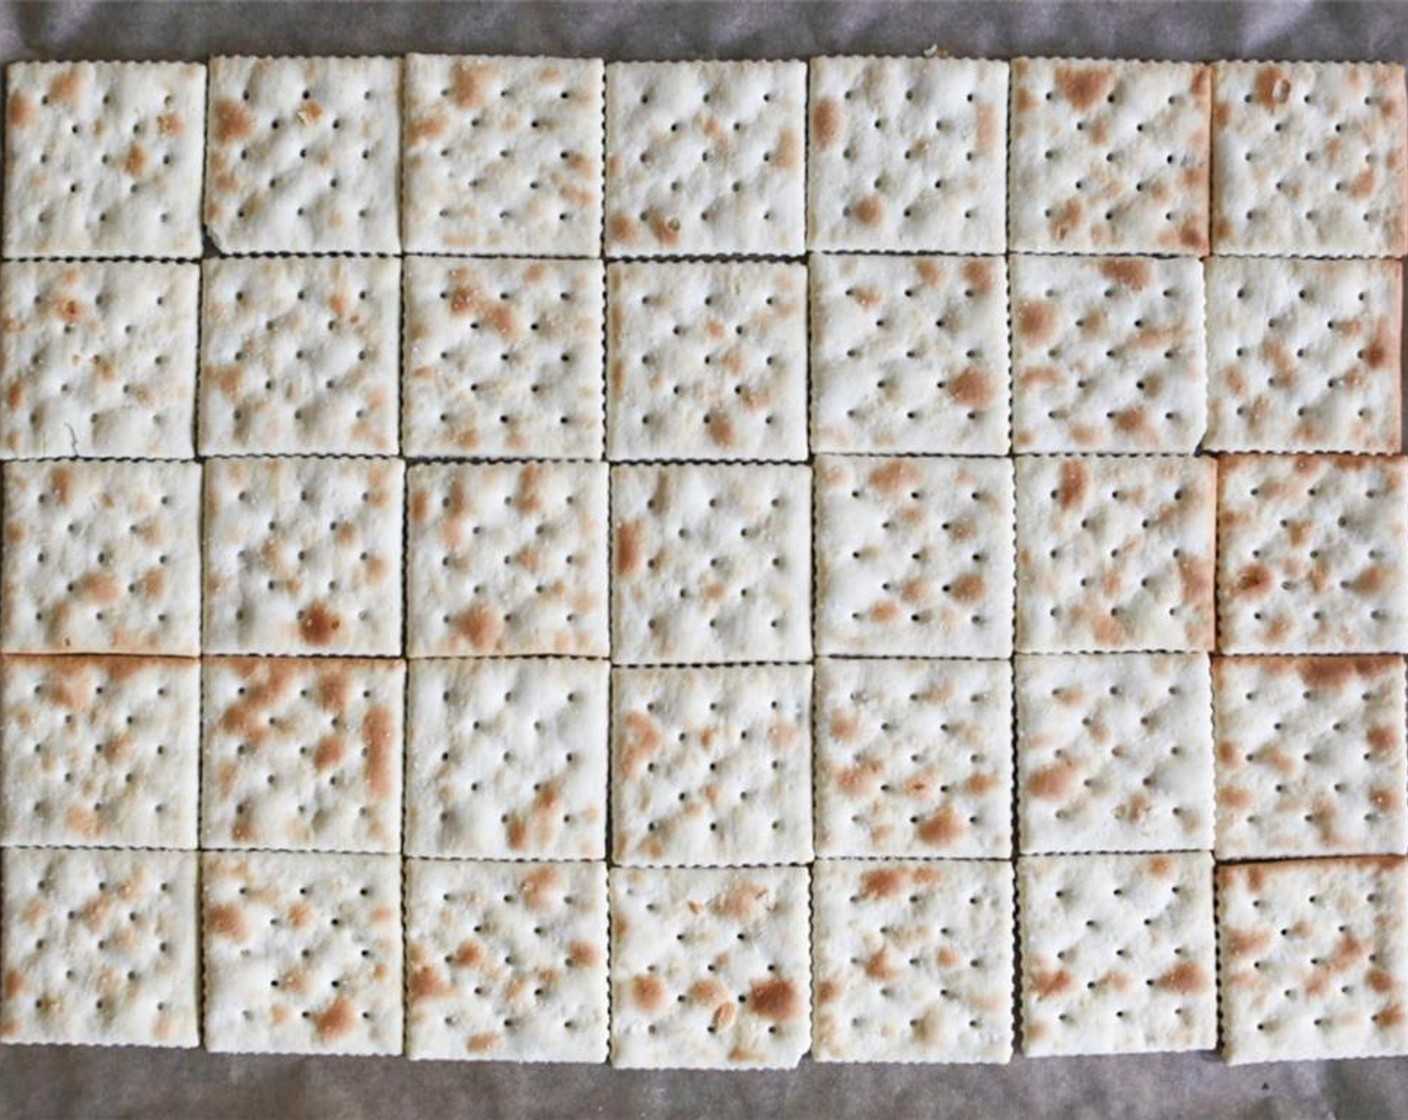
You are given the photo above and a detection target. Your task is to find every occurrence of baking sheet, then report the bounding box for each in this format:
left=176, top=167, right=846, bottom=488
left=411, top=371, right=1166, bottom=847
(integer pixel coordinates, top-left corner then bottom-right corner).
left=2, top=1, right=1407, bottom=1116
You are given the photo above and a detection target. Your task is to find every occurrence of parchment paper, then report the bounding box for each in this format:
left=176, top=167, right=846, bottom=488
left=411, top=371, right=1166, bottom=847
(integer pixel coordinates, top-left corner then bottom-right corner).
left=2, top=3, right=1407, bottom=1117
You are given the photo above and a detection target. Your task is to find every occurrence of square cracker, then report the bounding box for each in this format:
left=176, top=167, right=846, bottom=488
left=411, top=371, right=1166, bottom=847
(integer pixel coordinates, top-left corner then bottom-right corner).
left=611, top=463, right=811, bottom=665
left=201, top=658, right=405, bottom=854
left=0, top=848, right=198, bottom=1047
left=1016, top=653, right=1214, bottom=854
left=808, top=57, right=1007, bottom=253
left=812, top=860, right=1014, bottom=1063
left=202, top=851, right=402, bottom=1055
left=607, top=260, right=807, bottom=462
left=403, top=256, right=604, bottom=459
left=1019, top=852, right=1217, bottom=1056
left=610, top=866, right=810, bottom=1069
left=1010, top=255, right=1206, bottom=454
left=405, top=860, right=609, bottom=1062
left=406, top=462, right=608, bottom=658
left=199, top=256, right=400, bottom=456
left=3, top=61, right=205, bottom=258
left=1009, top=58, right=1211, bottom=254
left=611, top=665, right=812, bottom=867
left=810, top=255, right=1009, bottom=456
left=1016, top=456, right=1216, bottom=653
left=815, top=658, right=1012, bottom=859
left=815, top=455, right=1014, bottom=658
left=2, top=460, right=201, bottom=655
left=1204, top=257, right=1402, bottom=453
left=1217, top=454, right=1408, bottom=654
left=402, top=55, right=603, bottom=256
left=1219, top=857, right=1408, bottom=1063
left=205, top=56, right=400, bottom=253
left=0, top=656, right=198, bottom=848
left=0, top=261, right=198, bottom=459
left=1214, top=656, right=1408, bottom=859
left=202, top=457, right=403, bottom=657
left=1211, top=62, right=1408, bottom=257
left=604, top=61, right=805, bottom=256
left=405, top=658, right=608, bottom=860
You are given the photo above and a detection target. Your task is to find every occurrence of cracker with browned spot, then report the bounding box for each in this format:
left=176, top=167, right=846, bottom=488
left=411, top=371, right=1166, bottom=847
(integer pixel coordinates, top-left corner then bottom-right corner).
left=1216, top=454, right=1408, bottom=654
left=202, top=850, right=402, bottom=1055
left=1204, top=257, right=1402, bottom=452
left=604, top=61, right=805, bottom=256
left=1010, top=255, right=1206, bottom=453
left=1016, top=456, right=1216, bottom=653
left=609, top=865, right=810, bottom=1068
left=0, top=656, right=198, bottom=848
left=404, top=659, right=608, bottom=860
left=405, top=461, right=608, bottom=658
left=403, top=256, right=604, bottom=459
left=812, top=859, right=1014, bottom=1063
left=1212, top=61, right=1408, bottom=257
left=3, top=60, right=205, bottom=257
left=0, top=261, right=197, bottom=458
left=403, top=55, right=603, bottom=255
left=1009, top=58, right=1211, bottom=254
left=405, top=859, right=608, bottom=1061
left=1219, top=857, right=1408, bottom=1062
left=607, top=260, right=807, bottom=461
left=1214, top=656, right=1408, bottom=859
left=810, top=255, right=1010, bottom=455
left=2, top=459, right=201, bottom=655
left=203, top=457, right=404, bottom=656
left=1016, top=653, right=1214, bottom=854
left=199, top=257, right=400, bottom=455
left=1018, top=852, right=1216, bottom=1056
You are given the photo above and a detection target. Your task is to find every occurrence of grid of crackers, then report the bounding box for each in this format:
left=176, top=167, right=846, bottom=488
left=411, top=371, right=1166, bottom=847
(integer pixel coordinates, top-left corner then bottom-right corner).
left=0, top=53, right=1405, bottom=1069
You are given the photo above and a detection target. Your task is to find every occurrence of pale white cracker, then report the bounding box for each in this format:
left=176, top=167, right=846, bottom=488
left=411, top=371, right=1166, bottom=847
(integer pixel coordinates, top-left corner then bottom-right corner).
left=611, top=665, right=812, bottom=867
left=1204, top=257, right=1403, bottom=453
left=815, top=455, right=1014, bottom=658
left=1019, top=852, right=1217, bottom=1056
left=0, top=655, right=198, bottom=848
left=404, top=659, right=608, bottom=860
left=812, top=859, right=1014, bottom=1063
left=1009, top=58, right=1211, bottom=254
left=402, top=54, right=603, bottom=255
left=405, top=860, right=608, bottom=1062
left=202, top=457, right=403, bottom=657
left=204, top=55, right=400, bottom=253
left=405, top=461, right=608, bottom=658
left=199, top=256, right=400, bottom=455
left=1016, top=456, right=1216, bottom=653
left=610, top=865, right=810, bottom=1069
left=1217, top=454, right=1408, bottom=654
left=611, top=463, right=811, bottom=665
left=1016, top=653, right=1214, bottom=854
left=1219, top=857, right=1408, bottom=1063
left=3, top=60, right=205, bottom=258
left=815, top=658, right=1012, bottom=859
left=201, top=658, right=405, bottom=854
left=606, top=260, right=807, bottom=461
left=810, top=255, right=1010, bottom=455
left=1, top=460, right=201, bottom=655
left=0, top=848, right=198, bottom=1047
left=604, top=61, right=805, bottom=256
left=1214, top=656, right=1408, bottom=859
left=403, top=256, right=604, bottom=459
left=202, top=851, right=402, bottom=1055
left=0, top=260, right=197, bottom=459
left=808, top=56, right=1008, bottom=252
left=1211, top=61, right=1408, bottom=257
left=1010, top=255, right=1206, bottom=453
